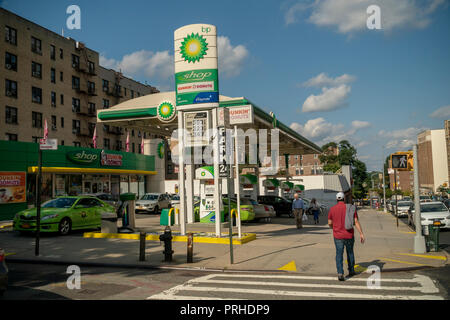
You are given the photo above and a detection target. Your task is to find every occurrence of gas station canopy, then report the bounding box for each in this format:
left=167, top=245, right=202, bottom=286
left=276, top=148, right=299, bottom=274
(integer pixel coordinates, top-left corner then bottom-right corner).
left=97, top=91, right=322, bottom=155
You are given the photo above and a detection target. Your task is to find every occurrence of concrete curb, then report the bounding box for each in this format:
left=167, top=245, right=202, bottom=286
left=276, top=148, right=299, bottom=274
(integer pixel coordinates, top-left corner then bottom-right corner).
left=5, top=256, right=440, bottom=275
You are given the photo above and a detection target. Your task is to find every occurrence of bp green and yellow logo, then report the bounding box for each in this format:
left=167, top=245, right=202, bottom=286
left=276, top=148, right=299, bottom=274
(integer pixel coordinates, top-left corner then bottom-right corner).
left=157, top=142, right=165, bottom=159
left=180, top=33, right=208, bottom=63
left=157, top=101, right=176, bottom=122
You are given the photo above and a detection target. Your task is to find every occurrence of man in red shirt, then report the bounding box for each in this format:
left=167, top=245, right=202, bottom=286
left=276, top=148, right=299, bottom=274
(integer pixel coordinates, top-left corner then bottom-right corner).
left=328, top=192, right=365, bottom=281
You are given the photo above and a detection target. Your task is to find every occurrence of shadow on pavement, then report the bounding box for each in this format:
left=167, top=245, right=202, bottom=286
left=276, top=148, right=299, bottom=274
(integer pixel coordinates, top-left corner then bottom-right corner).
left=234, top=243, right=317, bottom=265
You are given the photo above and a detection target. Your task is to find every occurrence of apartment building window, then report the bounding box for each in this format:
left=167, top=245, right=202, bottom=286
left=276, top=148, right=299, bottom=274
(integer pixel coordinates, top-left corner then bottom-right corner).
left=73, top=141, right=81, bottom=147
left=88, top=103, right=96, bottom=114
left=6, top=79, right=18, bottom=98
left=5, top=133, right=18, bottom=141
left=300, top=167, right=304, bottom=175
left=132, top=143, right=135, bottom=153
left=72, top=120, right=80, bottom=134
left=5, top=26, right=17, bottom=45
left=131, top=129, right=134, bottom=137
left=59, top=48, right=63, bottom=59
left=50, top=45, right=56, bottom=60
left=88, top=61, right=95, bottom=74
left=71, top=54, right=80, bottom=69
left=115, top=140, right=122, bottom=151
left=5, top=106, right=18, bottom=124
left=88, top=81, right=95, bottom=94
left=137, top=92, right=140, bottom=97
left=31, top=36, right=42, bottom=54
left=72, top=76, right=80, bottom=90
left=124, top=88, right=127, bottom=97
left=5, top=52, right=17, bottom=71
left=31, top=87, right=42, bottom=104
left=51, top=91, right=56, bottom=107
left=60, top=71, right=63, bottom=82
left=103, top=99, right=110, bottom=109
left=72, top=98, right=80, bottom=113
left=114, top=84, right=121, bottom=95
left=32, top=136, right=41, bottom=143
left=51, top=68, right=56, bottom=83
left=61, top=117, right=64, bottom=128
left=61, top=140, right=64, bottom=146
left=32, top=61, right=42, bottom=78
left=314, top=154, right=318, bottom=159
left=60, top=94, right=64, bottom=105
left=32, top=111, right=43, bottom=128
left=51, top=115, right=57, bottom=131
left=88, top=122, right=96, bottom=136
left=131, top=90, right=134, bottom=98
left=102, top=79, right=109, bottom=92
left=103, top=138, right=110, bottom=150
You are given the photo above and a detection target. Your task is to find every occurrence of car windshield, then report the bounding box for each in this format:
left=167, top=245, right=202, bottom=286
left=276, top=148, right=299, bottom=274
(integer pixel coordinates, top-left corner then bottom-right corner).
left=398, top=201, right=411, bottom=207
left=171, top=195, right=180, bottom=200
left=42, top=197, right=77, bottom=208
left=421, top=203, right=448, bottom=213
left=140, top=194, right=158, bottom=200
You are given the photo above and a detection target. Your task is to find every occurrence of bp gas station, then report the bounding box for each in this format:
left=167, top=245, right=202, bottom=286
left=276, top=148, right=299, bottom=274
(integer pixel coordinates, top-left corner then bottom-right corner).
left=96, top=24, right=321, bottom=239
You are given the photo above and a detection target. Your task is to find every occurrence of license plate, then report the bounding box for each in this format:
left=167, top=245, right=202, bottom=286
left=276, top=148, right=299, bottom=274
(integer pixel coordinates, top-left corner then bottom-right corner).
left=21, top=224, right=31, bottom=229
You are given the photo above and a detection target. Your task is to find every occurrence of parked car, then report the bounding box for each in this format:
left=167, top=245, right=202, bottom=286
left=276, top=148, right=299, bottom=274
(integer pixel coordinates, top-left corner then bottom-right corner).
left=169, top=194, right=180, bottom=207
left=82, top=193, right=117, bottom=208
left=249, top=199, right=275, bottom=222
left=13, top=196, right=115, bottom=235
left=408, top=201, right=450, bottom=229
left=395, top=201, right=412, bottom=217
left=136, top=193, right=172, bottom=214
left=257, top=195, right=292, bottom=217
left=419, top=195, right=432, bottom=203
left=443, top=198, right=450, bottom=209
left=0, top=248, right=7, bottom=296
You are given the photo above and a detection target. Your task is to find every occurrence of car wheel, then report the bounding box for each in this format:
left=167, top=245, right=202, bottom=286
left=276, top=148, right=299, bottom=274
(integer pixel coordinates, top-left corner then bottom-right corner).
left=58, top=218, right=72, bottom=235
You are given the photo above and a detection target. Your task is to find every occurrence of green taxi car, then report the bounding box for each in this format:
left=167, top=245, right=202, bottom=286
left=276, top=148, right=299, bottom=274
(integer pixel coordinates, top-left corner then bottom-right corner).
left=13, top=196, right=116, bottom=235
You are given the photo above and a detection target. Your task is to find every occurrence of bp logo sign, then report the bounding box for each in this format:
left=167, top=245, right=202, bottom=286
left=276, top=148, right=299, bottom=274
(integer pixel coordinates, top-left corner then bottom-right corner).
left=180, top=33, right=208, bottom=63
left=157, top=101, right=176, bottom=122
left=157, top=141, right=165, bottom=159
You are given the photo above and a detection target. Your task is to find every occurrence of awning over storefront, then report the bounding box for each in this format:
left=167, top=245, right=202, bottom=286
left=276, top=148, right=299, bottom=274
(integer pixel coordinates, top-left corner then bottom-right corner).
left=97, top=91, right=322, bottom=155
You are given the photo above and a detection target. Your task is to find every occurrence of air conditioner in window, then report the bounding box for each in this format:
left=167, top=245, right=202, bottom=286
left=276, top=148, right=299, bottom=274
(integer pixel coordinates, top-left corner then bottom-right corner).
left=72, top=63, right=78, bottom=68
left=32, top=71, right=40, bottom=77
left=5, top=64, right=12, bottom=70
left=72, top=105, right=79, bottom=113
left=72, top=128, right=80, bottom=134
left=52, top=124, right=57, bottom=130
left=51, top=101, right=56, bottom=107
left=6, top=90, right=13, bottom=96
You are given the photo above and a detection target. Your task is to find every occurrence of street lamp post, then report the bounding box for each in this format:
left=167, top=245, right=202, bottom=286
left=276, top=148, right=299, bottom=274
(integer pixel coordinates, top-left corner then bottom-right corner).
left=381, top=145, right=387, bottom=213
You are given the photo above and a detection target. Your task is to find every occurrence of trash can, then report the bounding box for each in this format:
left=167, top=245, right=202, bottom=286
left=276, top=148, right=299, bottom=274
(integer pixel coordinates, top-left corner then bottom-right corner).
left=101, top=211, right=118, bottom=233
left=160, top=208, right=174, bottom=226
left=426, top=222, right=440, bottom=252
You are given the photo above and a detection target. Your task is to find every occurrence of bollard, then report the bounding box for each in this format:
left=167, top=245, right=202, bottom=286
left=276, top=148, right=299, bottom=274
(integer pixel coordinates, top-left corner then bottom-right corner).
left=139, top=231, right=146, bottom=261
left=187, top=232, right=193, bottom=263
left=159, top=226, right=174, bottom=262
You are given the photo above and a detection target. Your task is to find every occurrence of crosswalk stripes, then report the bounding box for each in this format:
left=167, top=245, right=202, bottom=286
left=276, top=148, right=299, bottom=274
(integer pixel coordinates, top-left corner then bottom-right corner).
left=147, top=273, right=444, bottom=300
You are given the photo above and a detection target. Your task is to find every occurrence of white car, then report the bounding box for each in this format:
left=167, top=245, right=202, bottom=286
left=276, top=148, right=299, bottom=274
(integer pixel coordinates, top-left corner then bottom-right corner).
left=251, top=199, right=276, bottom=222
left=169, top=194, right=180, bottom=207
left=136, top=193, right=171, bottom=214
left=408, top=201, right=450, bottom=229
left=395, top=201, right=412, bottom=217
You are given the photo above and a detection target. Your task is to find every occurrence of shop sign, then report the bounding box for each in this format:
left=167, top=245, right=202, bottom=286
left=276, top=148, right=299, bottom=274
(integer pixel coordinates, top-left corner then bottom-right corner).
left=174, top=24, right=219, bottom=106
left=228, top=105, right=254, bottom=125
left=67, top=150, right=99, bottom=165
left=0, top=171, right=26, bottom=204
left=100, top=150, right=123, bottom=166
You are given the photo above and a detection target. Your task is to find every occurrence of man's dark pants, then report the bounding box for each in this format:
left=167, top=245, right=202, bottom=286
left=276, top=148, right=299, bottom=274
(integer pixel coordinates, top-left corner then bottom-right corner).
left=333, top=237, right=355, bottom=275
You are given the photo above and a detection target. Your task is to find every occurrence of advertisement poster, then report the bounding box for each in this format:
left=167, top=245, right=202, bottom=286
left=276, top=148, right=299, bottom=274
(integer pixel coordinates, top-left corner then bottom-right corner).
left=0, top=171, right=26, bottom=204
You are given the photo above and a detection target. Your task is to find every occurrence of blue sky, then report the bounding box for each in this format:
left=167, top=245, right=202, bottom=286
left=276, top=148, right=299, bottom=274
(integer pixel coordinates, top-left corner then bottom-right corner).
left=2, top=0, right=449, bottom=171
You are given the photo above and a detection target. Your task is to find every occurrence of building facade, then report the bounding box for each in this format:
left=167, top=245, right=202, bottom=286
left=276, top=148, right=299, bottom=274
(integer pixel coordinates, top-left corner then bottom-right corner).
left=445, top=120, right=450, bottom=187
left=417, top=129, right=449, bottom=193
left=1, top=8, right=158, bottom=151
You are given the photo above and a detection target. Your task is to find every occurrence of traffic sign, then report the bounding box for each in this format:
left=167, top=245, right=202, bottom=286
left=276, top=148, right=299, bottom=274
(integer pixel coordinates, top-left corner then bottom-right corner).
left=39, top=138, right=58, bottom=150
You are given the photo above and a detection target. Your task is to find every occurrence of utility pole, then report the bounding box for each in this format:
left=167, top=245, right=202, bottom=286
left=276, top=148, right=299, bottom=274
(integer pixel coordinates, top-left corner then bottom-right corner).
left=413, top=144, right=426, bottom=253
left=382, top=167, right=387, bottom=213
left=394, top=169, right=399, bottom=227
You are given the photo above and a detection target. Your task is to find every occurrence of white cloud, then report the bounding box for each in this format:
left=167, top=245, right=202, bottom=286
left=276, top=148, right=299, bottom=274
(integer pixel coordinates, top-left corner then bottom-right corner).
left=217, top=36, right=249, bottom=78
left=284, top=0, right=446, bottom=34
left=429, top=105, right=450, bottom=119
left=290, top=117, right=371, bottom=146
left=378, top=127, right=427, bottom=150
left=302, top=73, right=356, bottom=88
left=302, top=84, right=351, bottom=112
left=100, top=50, right=174, bottom=85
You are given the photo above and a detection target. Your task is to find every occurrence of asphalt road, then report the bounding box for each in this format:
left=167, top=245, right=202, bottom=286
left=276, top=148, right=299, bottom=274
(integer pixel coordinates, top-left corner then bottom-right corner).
left=1, top=262, right=447, bottom=300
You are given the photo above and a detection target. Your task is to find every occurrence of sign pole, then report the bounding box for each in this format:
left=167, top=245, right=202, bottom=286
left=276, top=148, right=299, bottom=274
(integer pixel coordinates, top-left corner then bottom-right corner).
left=35, top=148, right=42, bottom=256
left=394, top=169, right=399, bottom=227
left=413, top=144, right=426, bottom=253
left=235, top=125, right=242, bottom=239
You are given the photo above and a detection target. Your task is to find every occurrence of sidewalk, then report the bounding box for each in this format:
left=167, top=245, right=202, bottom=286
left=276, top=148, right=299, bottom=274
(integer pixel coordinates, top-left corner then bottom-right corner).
left=1, top=209, right=448, bottom=275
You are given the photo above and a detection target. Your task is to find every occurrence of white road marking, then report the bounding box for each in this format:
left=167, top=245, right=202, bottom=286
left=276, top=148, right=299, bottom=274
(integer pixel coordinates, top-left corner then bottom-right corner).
left=147, top=273, right=443, bottom=300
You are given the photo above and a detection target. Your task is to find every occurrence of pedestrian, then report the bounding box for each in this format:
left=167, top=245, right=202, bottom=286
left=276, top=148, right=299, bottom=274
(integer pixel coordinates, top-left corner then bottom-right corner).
left=292, top=193, right=305, bottom=229
left=328, top=192, right=365, bottom=281
left=309, top=198, right=320, bottom=224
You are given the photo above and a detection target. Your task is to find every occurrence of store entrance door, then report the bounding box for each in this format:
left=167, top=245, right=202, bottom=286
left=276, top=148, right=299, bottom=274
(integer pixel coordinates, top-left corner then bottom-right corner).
left=83, top=180, right=103, bottom=194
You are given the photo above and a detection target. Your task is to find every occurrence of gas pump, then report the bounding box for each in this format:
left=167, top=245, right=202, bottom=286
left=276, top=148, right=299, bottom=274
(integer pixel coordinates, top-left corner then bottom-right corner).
left=263, top=178, right=280, bottom=196
left=281, top=181, right=294, bottom=200
left=116, top=192, right=136, bottom=233
left=195, top=166, right=224, bottom=223
left=239, top=174, right=258, bottom=200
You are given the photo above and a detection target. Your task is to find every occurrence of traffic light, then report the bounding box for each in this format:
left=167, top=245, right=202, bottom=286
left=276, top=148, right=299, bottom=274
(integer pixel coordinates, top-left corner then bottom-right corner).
left=390, top=152, right=413, bottom=171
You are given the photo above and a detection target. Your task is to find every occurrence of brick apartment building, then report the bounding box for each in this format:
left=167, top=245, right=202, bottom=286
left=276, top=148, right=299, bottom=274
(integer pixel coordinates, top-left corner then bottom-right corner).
left=0, top=8, right=159, bottom=151
left=445, top=120, right=450, bottom=186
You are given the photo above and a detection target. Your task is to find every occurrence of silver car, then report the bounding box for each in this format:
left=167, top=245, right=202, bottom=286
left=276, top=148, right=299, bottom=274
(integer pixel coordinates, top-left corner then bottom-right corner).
left=395, top=201, right=412, bottom=217
left=408, top=201, right=450, bottom=229
left=136, top=193, right=171, bottom=214
left=0, top=248, right=8, bottom=296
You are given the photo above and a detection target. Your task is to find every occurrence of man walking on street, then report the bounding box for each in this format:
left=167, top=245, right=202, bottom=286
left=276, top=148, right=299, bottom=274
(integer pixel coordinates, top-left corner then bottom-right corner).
left=292, top=193, right=305, bottom=229
left=328, top=192, right=365, bottom=281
